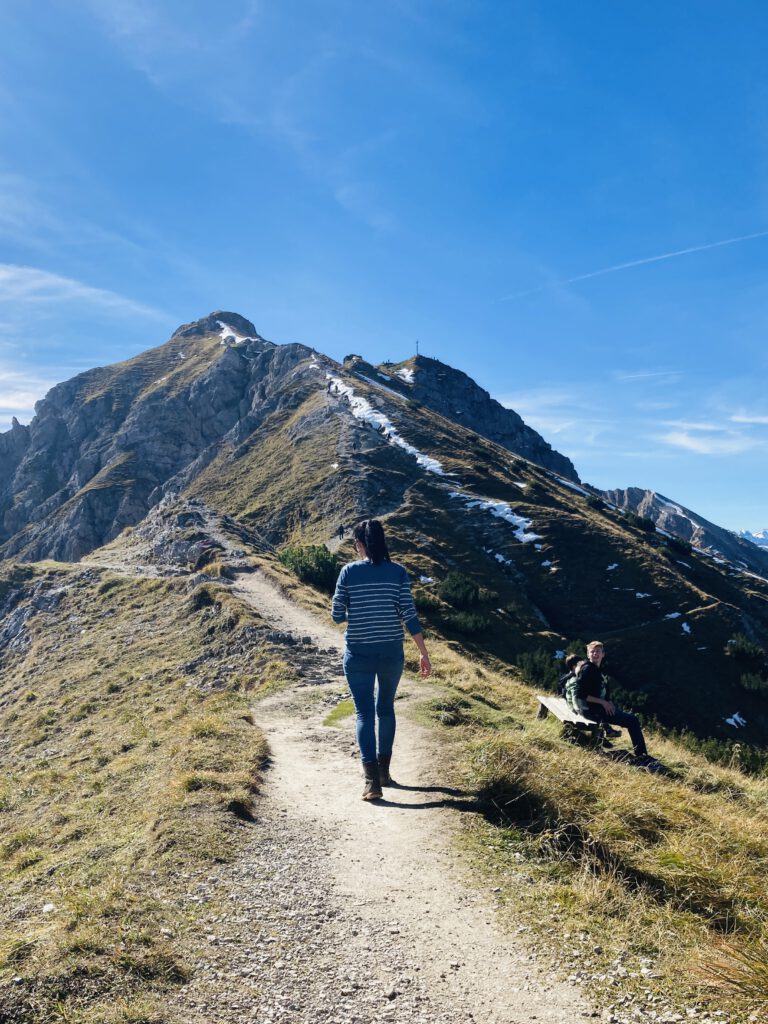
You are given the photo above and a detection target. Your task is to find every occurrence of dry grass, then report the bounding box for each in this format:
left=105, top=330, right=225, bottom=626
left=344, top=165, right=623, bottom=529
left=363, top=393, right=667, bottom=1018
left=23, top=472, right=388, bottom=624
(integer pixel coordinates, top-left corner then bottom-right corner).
left=0, top=564, right=273, bottom=1023
left=412, top=638, right=768, bottom=1019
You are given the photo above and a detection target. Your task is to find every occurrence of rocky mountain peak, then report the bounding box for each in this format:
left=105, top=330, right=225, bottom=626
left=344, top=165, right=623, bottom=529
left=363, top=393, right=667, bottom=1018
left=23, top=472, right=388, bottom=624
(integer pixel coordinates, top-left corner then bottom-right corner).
left=741, top=529, right=768, bottom=549
left=604, top=486, right=768, bottom=577
left=394, top=354, right=579, bottom=482
left=171, top=311, right=261, bottom=341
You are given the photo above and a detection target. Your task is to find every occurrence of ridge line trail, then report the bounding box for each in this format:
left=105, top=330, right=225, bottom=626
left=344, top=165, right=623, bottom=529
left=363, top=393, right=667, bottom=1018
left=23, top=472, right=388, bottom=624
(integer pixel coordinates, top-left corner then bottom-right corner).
left=171, top=569, right=591, bottom=1023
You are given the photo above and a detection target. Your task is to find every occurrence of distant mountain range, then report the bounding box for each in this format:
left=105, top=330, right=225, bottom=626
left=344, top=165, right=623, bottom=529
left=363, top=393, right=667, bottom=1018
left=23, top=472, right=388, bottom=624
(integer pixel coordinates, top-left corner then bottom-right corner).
left=603, top=488, right=768, bottom=578
left=1, top=312, right=766, bottom=745
left=741, top=529, right=768, bottom=549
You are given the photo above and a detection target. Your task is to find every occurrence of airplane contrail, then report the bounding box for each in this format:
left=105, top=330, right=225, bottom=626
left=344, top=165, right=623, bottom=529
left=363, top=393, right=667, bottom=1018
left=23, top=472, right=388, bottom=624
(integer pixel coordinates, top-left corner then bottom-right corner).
left=501, top=229, right=768, bottom=301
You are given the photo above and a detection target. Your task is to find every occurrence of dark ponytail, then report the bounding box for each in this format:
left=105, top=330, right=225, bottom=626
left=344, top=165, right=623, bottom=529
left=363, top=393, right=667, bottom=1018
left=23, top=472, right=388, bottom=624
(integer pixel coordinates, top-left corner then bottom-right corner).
left=353, top=519, right=391, bottom=565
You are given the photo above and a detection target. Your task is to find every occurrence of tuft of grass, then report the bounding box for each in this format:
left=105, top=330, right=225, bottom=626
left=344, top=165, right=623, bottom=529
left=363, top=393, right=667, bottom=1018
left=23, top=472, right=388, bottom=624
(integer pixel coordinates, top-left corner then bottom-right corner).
left=323, top=698, right=354, bottom=726
left=705, top=938, right=768, bottom=1020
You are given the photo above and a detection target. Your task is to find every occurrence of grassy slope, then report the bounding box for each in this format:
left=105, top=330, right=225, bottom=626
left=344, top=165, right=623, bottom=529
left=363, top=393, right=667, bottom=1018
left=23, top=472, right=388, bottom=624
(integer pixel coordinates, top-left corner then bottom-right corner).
left=412, top=638, right=768, bottom=1021
left=0, top=561, right=292, bottom=1024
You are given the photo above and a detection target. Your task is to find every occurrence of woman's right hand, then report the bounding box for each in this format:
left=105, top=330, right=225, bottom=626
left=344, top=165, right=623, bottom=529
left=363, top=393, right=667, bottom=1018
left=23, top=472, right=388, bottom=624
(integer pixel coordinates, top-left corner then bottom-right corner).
left=420, top=654, right=432, bottom=679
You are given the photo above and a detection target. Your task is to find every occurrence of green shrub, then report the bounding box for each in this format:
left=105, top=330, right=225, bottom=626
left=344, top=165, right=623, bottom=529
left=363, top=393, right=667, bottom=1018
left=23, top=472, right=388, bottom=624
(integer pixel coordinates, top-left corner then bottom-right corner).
left=666, top=534, right=693, bottom=555
left=626, top=511, right=656, bottom=533
left=740, top=672, right=768, bottom=695
left=444, top=611, right=492, bottom=635
left=516, top=649, right=562, bottom=692
left=413, top=589, right=441, bottom=611
left=438, top=571, right=480, bottom=608
left=725, top=634, right=766, bottom=671
left=675, top=731, right=768, bottom=775
left=278, top=544, right=339, bottom=592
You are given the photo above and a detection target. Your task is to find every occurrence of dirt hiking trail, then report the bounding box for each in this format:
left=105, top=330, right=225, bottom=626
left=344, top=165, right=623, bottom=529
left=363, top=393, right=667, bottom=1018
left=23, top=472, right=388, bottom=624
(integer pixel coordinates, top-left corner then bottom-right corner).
left=167, top=569, right=593, bottom=1024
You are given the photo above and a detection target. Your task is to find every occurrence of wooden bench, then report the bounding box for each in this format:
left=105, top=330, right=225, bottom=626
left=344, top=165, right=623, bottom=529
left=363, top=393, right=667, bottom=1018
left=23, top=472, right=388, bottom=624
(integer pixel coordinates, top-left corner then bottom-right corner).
left=535, top=694, right=606, bottom=746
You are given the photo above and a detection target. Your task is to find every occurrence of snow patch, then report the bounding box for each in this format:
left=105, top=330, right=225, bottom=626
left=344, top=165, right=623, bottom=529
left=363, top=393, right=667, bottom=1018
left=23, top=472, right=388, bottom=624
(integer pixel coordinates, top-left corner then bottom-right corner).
left=635, top=592, right=651, bottom=599
left=419, top=576, right=434, bottom=584
left=377, top=372, right=392, bottom=381
left=394, top=367, right=415, bottom=384
left=554, top=650, right=565, bottom=660
left=740, top=570, right=768, bottom=585
left=542, top=560, right=552, bottom=568
left=355, top=373, right=407, bottom=402
left=218, top=320, right=254, bottom=346
left=327, top=375, right=445, bottom=475
left=725, top=712, right=747, bottom=728
left=450, top=491, right=542, bottom=543
left=554, top=477, right=591, bottom=496
left=681, top=622, right=691, bottom=634
left=606, top=563, right=618, bottom=571
left=664, top=612, right=682, bottom=619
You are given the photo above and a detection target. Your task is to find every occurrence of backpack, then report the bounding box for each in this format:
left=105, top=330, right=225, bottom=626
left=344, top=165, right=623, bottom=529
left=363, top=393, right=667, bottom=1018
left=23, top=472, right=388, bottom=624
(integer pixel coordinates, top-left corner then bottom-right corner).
left=564, top=673, right=582, bottom=713
left=557, top=671, right=572, bottom=697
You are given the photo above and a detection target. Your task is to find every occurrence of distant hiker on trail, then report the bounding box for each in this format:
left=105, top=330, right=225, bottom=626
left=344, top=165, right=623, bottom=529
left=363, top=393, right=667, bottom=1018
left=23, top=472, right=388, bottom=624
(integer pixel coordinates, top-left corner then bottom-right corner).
left=331, top=518, right=432, bottom=801
left=337, top=524, right=345, bottom=539
left=571, top=641, right=658, bottom=768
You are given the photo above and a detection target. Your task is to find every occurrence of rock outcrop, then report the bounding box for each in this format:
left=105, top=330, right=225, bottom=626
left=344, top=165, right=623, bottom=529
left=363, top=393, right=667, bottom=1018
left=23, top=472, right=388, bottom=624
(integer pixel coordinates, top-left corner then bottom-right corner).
left=388, top=356, right=579, bottom=481
left=0, top=313, right=316, bottom=561
left=604, top=487, right=768, bottom=577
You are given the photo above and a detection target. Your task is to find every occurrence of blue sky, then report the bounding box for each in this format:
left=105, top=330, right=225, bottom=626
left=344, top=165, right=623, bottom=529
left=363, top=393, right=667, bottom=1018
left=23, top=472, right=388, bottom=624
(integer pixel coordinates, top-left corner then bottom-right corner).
left=1, top=1, right=767, bottom=533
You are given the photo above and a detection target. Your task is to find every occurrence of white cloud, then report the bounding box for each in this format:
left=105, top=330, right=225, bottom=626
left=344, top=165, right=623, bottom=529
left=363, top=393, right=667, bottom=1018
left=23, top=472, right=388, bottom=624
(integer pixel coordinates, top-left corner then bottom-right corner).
left=661, top=419, right=727, bottom=433
left=0, top=264, right=169, bottom=321
left=499, top=387, right=611, bottom=443
left=0, top=365, right=62, bottom=430
left=614, top=369, right=682, bottom=383
left=731, top=411, right=768, bottom=425
left=657, top=430, right=759, bottom=456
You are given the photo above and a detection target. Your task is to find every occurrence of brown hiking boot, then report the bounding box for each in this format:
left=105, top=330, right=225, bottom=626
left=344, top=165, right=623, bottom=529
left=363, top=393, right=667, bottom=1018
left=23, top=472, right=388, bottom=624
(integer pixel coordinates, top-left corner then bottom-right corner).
left=362, top=761, right=382, bottom=800
left=378, top=753, right=393, bottom=787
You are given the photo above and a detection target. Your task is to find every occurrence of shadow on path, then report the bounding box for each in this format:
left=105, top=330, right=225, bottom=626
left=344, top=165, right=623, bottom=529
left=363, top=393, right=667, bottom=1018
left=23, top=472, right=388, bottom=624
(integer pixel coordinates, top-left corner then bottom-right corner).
left=389, top=783, right=471, bottom=797
left=375, top=795, right=486, bottom=814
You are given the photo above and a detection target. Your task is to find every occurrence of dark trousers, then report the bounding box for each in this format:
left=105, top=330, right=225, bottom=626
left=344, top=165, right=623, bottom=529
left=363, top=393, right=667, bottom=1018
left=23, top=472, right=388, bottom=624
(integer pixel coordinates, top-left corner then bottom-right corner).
left=585, top=705, right=647, bottom=757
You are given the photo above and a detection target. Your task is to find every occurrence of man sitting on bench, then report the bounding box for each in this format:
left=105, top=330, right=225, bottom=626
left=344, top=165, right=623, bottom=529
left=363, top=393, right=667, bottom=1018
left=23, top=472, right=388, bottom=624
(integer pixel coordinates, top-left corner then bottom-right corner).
left=572, top=641, right=655, bottom=766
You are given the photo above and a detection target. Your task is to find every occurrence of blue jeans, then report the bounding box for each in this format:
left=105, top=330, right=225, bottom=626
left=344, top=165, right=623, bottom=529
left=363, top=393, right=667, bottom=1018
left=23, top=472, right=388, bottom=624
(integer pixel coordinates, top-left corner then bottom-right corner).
left=585, top=705, right=648, bottom=757
left=343, top=651, right=404, bottom=763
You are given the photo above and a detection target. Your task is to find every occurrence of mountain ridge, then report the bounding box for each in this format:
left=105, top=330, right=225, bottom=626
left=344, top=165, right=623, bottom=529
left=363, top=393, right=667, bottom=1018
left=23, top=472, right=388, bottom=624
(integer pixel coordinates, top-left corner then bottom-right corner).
left=604, top=486, right=768, bottom=578
left=0, top=313, right=577, bottom=561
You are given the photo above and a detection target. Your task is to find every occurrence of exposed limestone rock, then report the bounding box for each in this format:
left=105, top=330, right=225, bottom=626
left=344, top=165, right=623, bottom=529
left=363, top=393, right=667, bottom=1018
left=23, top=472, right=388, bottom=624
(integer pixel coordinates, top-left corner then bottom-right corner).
left=376, top=355, right=578, bottom=481
left=0, top=314, right=315, bottom=562
left=604, top=486, right=768, bottom=577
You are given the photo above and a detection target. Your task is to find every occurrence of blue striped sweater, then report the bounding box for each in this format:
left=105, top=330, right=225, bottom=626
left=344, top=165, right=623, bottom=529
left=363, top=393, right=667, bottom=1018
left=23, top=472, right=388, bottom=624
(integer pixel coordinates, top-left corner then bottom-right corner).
left=331, top=560, right=422, bottom=656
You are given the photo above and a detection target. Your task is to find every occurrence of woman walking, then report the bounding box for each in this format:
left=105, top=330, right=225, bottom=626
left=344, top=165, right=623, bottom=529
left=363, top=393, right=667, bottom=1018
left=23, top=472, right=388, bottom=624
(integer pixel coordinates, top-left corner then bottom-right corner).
left=331, top=519, right=432, bottom=800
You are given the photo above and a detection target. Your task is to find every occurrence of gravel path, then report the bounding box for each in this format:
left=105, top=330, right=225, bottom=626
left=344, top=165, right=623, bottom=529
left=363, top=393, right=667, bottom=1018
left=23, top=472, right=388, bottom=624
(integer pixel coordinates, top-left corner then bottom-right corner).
left=165, top=571, right=593, bottom=1023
